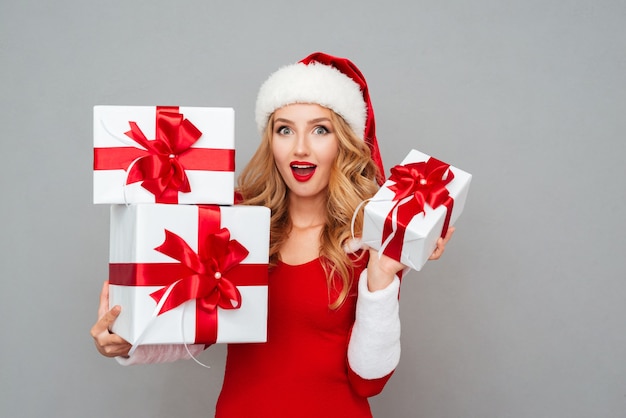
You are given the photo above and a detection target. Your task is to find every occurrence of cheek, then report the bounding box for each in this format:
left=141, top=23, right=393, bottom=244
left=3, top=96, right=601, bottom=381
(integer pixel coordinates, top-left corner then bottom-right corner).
left=321, top=142, right=339, bottom=165
left=271, top=141, right=289, bottom=176
left=270, top=139, right=284, bottom=164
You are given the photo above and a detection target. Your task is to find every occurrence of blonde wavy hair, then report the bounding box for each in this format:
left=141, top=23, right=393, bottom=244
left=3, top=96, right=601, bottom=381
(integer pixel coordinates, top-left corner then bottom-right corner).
left=238, top=110, right=380, bottom=308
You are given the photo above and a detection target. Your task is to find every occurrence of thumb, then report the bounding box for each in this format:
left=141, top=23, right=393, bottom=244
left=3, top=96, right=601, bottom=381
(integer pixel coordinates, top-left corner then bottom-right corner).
left=90, top=305, right=122, bottom=339
left=102, top=305, right=122, bottom=328
left=99, top=305, right=122, bottom=336
left=97, top=280, right=110, bottom=319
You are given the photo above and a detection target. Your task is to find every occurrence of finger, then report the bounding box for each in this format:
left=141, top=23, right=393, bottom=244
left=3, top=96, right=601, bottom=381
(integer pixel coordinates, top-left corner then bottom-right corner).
left=91, top=305, right=122, bottom=339
left=101, top=332, right=131, bottom=350
left=429, top=238, right=445, bottom=260
left=428, top=245, right=441, bottom=260
left=97, top=280, right=110, bottom=320
left=90, top=310, right=132, bottom=358
left=93, top=329, right=127, bottom=347
left=442, top=227, right=455, bottom=244
left=95, top=333, right=132, bottom=358
left=103, top=305, right=122, bottom=331
left=429, top=227, right=456, bottom=260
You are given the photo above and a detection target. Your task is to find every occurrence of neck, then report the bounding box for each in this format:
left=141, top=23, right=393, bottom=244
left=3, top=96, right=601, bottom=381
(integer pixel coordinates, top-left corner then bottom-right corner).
left=287, top=192, right=327, bottom=229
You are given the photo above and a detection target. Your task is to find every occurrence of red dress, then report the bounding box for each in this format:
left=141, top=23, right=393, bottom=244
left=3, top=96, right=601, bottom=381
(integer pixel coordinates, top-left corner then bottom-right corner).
left=215, top=256, right=392, bottom=417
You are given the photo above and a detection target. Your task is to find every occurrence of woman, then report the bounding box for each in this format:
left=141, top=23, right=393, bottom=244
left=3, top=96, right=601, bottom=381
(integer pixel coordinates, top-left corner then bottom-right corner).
left=91, top=52, right=454, bottom=417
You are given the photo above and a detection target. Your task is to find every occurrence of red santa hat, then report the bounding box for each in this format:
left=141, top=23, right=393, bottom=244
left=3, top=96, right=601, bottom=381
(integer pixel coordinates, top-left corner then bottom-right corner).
left=255, top=52, right=386, bottom=185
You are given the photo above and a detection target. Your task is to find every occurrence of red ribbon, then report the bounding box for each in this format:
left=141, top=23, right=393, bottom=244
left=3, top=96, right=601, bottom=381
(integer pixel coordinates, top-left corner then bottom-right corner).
left=93, top=106, right=235, bottom=203
left=381, top=157, right=455, bottom=262
left=109, top=206, right=268, bottom=343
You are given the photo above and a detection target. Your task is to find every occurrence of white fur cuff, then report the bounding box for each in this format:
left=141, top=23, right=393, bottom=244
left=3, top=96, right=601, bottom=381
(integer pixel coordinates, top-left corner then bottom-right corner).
left=116, top=344, right=205, bottom=366
left=348, top=270, right=401, bottom=379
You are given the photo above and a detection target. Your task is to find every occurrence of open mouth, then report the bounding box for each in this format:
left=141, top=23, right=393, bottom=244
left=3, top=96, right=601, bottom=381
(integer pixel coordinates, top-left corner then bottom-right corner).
left=290, top=162, right=317, bottom=182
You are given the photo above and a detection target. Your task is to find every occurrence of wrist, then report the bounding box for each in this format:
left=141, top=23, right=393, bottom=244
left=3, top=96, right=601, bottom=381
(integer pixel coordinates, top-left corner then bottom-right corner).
left=366, top=252, right=401, bottom=291
left=367, top=270, right=395, bottom=291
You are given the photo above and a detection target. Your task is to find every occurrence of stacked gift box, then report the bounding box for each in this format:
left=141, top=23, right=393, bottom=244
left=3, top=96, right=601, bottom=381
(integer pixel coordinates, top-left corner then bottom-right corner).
left=93, top=105, right=270, bottom=347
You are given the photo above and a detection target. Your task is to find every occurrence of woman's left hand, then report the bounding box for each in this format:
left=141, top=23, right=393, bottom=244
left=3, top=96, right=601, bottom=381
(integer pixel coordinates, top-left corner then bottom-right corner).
left=428, top=226, right=455, bottom=261
left=366, top=226, right=455, bottom=291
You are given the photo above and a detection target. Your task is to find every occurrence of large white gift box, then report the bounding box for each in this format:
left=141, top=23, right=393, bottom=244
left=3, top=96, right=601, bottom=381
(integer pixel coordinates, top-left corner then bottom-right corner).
left=108, top=204, right=270, bottom=345
left=362, top=149, right=472, bottom=271
left=94, top=106, right=235, bottom=205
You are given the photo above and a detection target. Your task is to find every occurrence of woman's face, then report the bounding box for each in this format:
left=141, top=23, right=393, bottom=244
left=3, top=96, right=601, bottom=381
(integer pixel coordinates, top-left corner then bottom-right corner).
left=271, top=103, right=339, bottom=201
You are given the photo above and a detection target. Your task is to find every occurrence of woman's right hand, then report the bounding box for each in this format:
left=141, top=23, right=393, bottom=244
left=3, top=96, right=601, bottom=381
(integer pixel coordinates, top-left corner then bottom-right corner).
left=90, top=280, right=132, bottom=358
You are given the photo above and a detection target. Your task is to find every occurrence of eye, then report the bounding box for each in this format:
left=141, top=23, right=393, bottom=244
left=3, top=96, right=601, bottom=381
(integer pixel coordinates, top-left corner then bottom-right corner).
left=313, top=125, right=330, bottom=135
left=276, top=126, right=293, bottom=135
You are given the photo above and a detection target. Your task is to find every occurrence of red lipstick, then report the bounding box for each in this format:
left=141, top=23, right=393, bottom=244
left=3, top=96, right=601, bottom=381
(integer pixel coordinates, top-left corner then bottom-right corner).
left=290, top=161, right=317, bottom=182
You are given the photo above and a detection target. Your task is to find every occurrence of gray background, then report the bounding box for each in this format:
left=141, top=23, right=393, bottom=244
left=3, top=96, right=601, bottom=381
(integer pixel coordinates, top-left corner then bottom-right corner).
left=1, top=0, right=625, bottom=417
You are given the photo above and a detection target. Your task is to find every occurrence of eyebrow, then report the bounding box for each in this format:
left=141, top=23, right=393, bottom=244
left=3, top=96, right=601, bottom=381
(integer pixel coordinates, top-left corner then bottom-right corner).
left=274, top=117, right=332, bottom=125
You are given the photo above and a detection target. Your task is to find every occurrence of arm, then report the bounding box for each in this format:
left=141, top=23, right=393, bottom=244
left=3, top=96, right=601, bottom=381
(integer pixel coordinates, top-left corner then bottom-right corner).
left=347, top=270, right=401, bottom=397
left=346, top=228, right=455, bottom=396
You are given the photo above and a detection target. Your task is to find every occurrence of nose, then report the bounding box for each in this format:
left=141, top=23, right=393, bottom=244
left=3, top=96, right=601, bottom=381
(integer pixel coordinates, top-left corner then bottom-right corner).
left=293, top=132, right=310, bottom=157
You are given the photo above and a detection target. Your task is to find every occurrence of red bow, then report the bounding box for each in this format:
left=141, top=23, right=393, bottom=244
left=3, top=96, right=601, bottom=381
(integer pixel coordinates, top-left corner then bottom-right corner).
left=149, top=228, right=249, bottom=316
left=124, top=107, right=202, bottom=202
left=388, top=157, right=454, bottom=215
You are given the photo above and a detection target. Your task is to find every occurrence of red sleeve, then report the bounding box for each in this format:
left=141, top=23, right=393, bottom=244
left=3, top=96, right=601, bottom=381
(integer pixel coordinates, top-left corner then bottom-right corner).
left=345, top=324, right=396, bottom=398
left=347, top=364, right=394, bottom=397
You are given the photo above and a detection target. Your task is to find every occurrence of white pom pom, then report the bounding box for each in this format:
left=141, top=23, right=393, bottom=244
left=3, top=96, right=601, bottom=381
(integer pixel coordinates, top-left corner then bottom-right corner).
left=343, top=237, right=364, bottom=254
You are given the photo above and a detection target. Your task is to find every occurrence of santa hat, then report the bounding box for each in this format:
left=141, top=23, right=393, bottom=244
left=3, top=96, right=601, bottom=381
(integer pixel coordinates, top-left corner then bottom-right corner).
left=255, top=52, right=386, bottom=185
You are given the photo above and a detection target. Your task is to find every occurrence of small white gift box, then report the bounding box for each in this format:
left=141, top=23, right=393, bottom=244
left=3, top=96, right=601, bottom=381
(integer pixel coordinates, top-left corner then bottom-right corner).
left=362, top=149, right=472, bottom=271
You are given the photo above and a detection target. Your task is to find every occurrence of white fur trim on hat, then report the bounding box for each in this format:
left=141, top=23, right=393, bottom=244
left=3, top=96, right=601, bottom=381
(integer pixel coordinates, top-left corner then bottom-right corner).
left=255, top=62, right=367, bottom=139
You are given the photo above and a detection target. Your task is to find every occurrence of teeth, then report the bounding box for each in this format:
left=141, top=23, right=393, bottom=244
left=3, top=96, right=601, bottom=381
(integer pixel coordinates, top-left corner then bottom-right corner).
left=291, top=164, right=315, bottom=169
